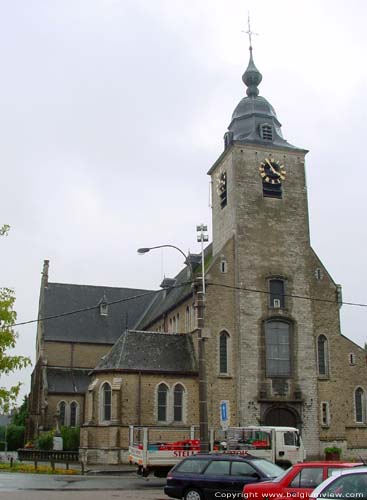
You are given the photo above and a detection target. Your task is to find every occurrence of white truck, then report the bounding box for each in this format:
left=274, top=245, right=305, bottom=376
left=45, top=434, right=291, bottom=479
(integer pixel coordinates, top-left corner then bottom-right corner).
left=128, top=425, right=306, bottom=477
left=224, top=426, right=306, bottom=469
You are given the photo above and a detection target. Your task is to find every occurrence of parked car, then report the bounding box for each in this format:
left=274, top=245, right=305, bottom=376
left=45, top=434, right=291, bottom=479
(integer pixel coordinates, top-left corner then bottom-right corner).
left=243, top=461, right=363, bottom=500
left=164, top=453, right=283, bottom=500
left=310, top=467, right=367, bottom=499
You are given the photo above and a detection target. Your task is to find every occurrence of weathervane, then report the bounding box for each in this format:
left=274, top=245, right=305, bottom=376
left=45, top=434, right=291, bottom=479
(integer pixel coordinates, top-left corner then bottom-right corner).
left=243, top=13, right=258, bottom=50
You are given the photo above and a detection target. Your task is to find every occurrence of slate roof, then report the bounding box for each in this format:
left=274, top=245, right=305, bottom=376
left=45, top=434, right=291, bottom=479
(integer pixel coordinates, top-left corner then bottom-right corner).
left=93, top=330, right=198, bottom=374
left=42, top=283, right=154, bottom=344
left=136, top=245, right=213, bottom=330
left=47, top=367, right=91, bottom=394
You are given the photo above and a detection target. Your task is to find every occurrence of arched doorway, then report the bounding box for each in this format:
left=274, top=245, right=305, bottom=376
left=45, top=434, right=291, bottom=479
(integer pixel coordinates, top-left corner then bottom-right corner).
left=264, top=406, right=299, bottom=428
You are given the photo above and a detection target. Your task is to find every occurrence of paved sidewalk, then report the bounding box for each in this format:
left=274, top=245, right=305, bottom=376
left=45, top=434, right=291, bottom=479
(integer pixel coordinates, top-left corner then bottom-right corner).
left=84, top=463, right=137, bottom=475
left=0, top=490, right=166, bottom=500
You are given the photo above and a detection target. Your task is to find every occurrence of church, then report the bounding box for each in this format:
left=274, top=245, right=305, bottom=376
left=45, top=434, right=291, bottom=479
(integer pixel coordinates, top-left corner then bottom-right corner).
left=28, top=44, right=367, bottom=464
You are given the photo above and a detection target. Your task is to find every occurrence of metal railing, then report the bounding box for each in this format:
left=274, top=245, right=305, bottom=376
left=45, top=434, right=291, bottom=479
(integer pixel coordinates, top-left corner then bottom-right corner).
left=17, top=449, right=84, bottom=474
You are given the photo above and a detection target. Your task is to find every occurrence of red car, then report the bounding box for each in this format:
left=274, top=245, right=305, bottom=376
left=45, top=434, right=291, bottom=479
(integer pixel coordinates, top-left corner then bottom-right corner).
left=243, top=461, right=362, bottom=500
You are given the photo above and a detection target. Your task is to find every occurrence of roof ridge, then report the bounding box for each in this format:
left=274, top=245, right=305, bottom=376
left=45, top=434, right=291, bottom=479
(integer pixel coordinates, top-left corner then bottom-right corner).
left=128, top=329, right=188, bottom=336
left=47, top=281, right=154, bottom=292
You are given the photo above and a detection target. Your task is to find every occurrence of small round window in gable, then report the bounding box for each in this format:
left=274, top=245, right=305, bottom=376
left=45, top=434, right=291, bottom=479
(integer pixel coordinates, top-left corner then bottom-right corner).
left=315, top=268, right=323, bottom=281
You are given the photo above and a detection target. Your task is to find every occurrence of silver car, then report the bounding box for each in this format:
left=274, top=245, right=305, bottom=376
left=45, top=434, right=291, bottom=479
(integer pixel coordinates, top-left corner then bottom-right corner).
left=310, top=466, right=367, bottom=499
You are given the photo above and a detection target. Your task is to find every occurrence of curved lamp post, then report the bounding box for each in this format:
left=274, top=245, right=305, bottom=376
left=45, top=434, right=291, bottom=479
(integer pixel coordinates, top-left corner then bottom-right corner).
left=137, top=243, right=209, bottom=452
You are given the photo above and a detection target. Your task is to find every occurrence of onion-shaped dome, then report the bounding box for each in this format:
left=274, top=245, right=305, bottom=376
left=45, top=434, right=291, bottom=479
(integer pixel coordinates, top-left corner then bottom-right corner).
left=224, top=48, right=296, bottom=149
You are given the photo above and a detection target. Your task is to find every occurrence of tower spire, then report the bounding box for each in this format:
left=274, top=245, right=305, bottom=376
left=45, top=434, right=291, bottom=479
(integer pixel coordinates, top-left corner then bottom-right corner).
left=242, top=14, right=262, bottom=97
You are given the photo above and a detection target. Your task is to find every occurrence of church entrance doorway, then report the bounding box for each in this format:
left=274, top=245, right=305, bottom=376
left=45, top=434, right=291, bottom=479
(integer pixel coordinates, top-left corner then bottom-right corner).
left=264, top=406, right=298, bottom=428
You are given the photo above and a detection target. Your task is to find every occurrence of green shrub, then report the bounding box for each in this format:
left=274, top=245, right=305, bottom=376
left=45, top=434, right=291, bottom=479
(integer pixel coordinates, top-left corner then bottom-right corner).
left=324, top=446, right=342, bottom=454
left=6, top=425, right=25, bottom=450
left=37, top=431, right=54, bottom=450
left=36, top=427, right=80, bottom=451
left=61, top=427, right=80, bottom=451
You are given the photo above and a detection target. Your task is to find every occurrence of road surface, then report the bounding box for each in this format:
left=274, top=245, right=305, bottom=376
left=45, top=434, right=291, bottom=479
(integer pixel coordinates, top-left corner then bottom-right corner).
left=0, top=472, right=167, bottom=499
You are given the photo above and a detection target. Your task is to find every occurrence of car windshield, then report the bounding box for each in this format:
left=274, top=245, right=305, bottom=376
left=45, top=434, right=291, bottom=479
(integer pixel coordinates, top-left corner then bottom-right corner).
left=251, top=459, right=284, bottom=478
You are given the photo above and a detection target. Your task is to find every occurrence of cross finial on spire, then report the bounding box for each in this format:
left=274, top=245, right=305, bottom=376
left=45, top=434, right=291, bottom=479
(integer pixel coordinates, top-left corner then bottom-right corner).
left=241, top=14, right=262, bottom=97
left=244, top=12, right=258, bottom=50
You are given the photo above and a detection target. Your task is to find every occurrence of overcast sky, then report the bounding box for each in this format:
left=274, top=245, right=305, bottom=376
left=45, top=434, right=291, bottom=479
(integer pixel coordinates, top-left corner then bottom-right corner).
left=1, top=0, right=367, bottom=404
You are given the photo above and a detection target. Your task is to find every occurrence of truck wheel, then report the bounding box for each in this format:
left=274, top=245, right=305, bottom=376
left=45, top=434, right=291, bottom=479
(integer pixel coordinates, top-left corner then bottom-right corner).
left=184, top=488, right=203, bottom=500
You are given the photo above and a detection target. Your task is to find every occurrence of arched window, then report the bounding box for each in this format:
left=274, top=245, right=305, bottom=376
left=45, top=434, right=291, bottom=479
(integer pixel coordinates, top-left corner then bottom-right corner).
left=70, top=401, right=79, bottom=427
left=185, top=306, right=190, bottom=332
left=58, top=401, right=67, bottom=426
left=317, top=335, right=329, bottom=376
left=265, top=321, right=291, bottom=377
left=355, top=387, right=365, bottom=423
left=219, top=331, right=229, bottom=374
left=173, top=384, right=185, bottom=422
left=269, top=279, right=285, bottom=308
left=191, top=304, right=196, bottom=330
left=101, top=382, right=112, bottom=422
left=157, top=383, right=169, bottom=422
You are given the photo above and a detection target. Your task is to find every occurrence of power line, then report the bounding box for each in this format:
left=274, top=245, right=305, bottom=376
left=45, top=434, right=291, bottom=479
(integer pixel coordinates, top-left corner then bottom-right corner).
left=12, top=279, right=367, bottom=329
left=13, top=283, right=191, bottom=327
left=207, top=281, right=367, bottom=307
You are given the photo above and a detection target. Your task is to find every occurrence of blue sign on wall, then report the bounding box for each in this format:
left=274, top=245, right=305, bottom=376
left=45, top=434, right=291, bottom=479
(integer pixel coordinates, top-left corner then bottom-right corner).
left=221, top=401, right=228, bottom=421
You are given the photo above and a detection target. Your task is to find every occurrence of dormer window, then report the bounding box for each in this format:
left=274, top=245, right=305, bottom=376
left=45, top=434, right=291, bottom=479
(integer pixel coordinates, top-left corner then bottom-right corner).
left=100, top=302, right=108, bottom=316
left=260, top=123, right=273, bottom=141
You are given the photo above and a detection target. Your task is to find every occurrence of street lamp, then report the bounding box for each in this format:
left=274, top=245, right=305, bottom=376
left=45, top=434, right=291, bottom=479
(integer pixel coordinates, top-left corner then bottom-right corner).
left=137, top=240, right=209, bottom=452
left=137, top=245, right=193, bottom=278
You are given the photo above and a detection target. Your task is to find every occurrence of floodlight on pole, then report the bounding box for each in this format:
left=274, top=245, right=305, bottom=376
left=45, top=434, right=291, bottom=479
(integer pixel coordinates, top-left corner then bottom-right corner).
left=137, top=238, right=209, bottom=452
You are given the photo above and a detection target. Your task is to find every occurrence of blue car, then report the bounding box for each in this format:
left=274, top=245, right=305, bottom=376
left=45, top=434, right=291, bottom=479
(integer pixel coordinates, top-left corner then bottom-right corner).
left=164, top=453, right=283, bottom=500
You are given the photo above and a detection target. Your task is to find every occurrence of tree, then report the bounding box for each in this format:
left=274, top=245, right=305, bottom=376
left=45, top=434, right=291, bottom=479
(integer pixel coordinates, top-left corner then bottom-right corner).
left=0, top=225, right=31, bottom=412
left=12, top=396, right=29, bottom=427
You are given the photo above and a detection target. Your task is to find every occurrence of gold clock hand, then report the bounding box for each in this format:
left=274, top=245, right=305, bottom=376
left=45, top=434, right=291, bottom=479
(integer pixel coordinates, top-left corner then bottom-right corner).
left=266, top=159, right=280, bottom=177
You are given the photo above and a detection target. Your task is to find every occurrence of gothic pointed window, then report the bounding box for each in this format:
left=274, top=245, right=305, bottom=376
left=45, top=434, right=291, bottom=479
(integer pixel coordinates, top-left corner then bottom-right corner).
left=265, top=321, right=291, bottom=377
left=173, top=384, right=184, bottom=422
left=219, top=331, right=229, bottom=374
left=58, top=401, right=67, bottom=426
left=101, top=382, right=112, bottom=422
left=355, top=387, right=365, bottom=423
left=70, top=401, right=79, bottom=427
left=157, top=383, right=169, bottom=422
left=185, top=306, right=190, bottom=332
left=317, top=335, right=329, bottom=377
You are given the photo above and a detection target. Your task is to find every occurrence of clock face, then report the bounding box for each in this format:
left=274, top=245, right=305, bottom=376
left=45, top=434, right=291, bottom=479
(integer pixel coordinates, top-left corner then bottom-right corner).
left=259, top=158, right=286, bottom=185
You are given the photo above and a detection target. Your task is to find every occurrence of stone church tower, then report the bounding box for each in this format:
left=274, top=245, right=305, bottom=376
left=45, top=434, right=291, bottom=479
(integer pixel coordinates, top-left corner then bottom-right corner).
left=207, top=46, right=337, bottom=457
left=29, top=43, right=367, bottom=463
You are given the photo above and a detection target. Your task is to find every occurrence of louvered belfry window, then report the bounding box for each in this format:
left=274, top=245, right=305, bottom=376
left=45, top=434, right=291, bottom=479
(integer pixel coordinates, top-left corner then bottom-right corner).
left=219, top=331, right=229, bottom=374
left=260, top=123, right=273, bottom=141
